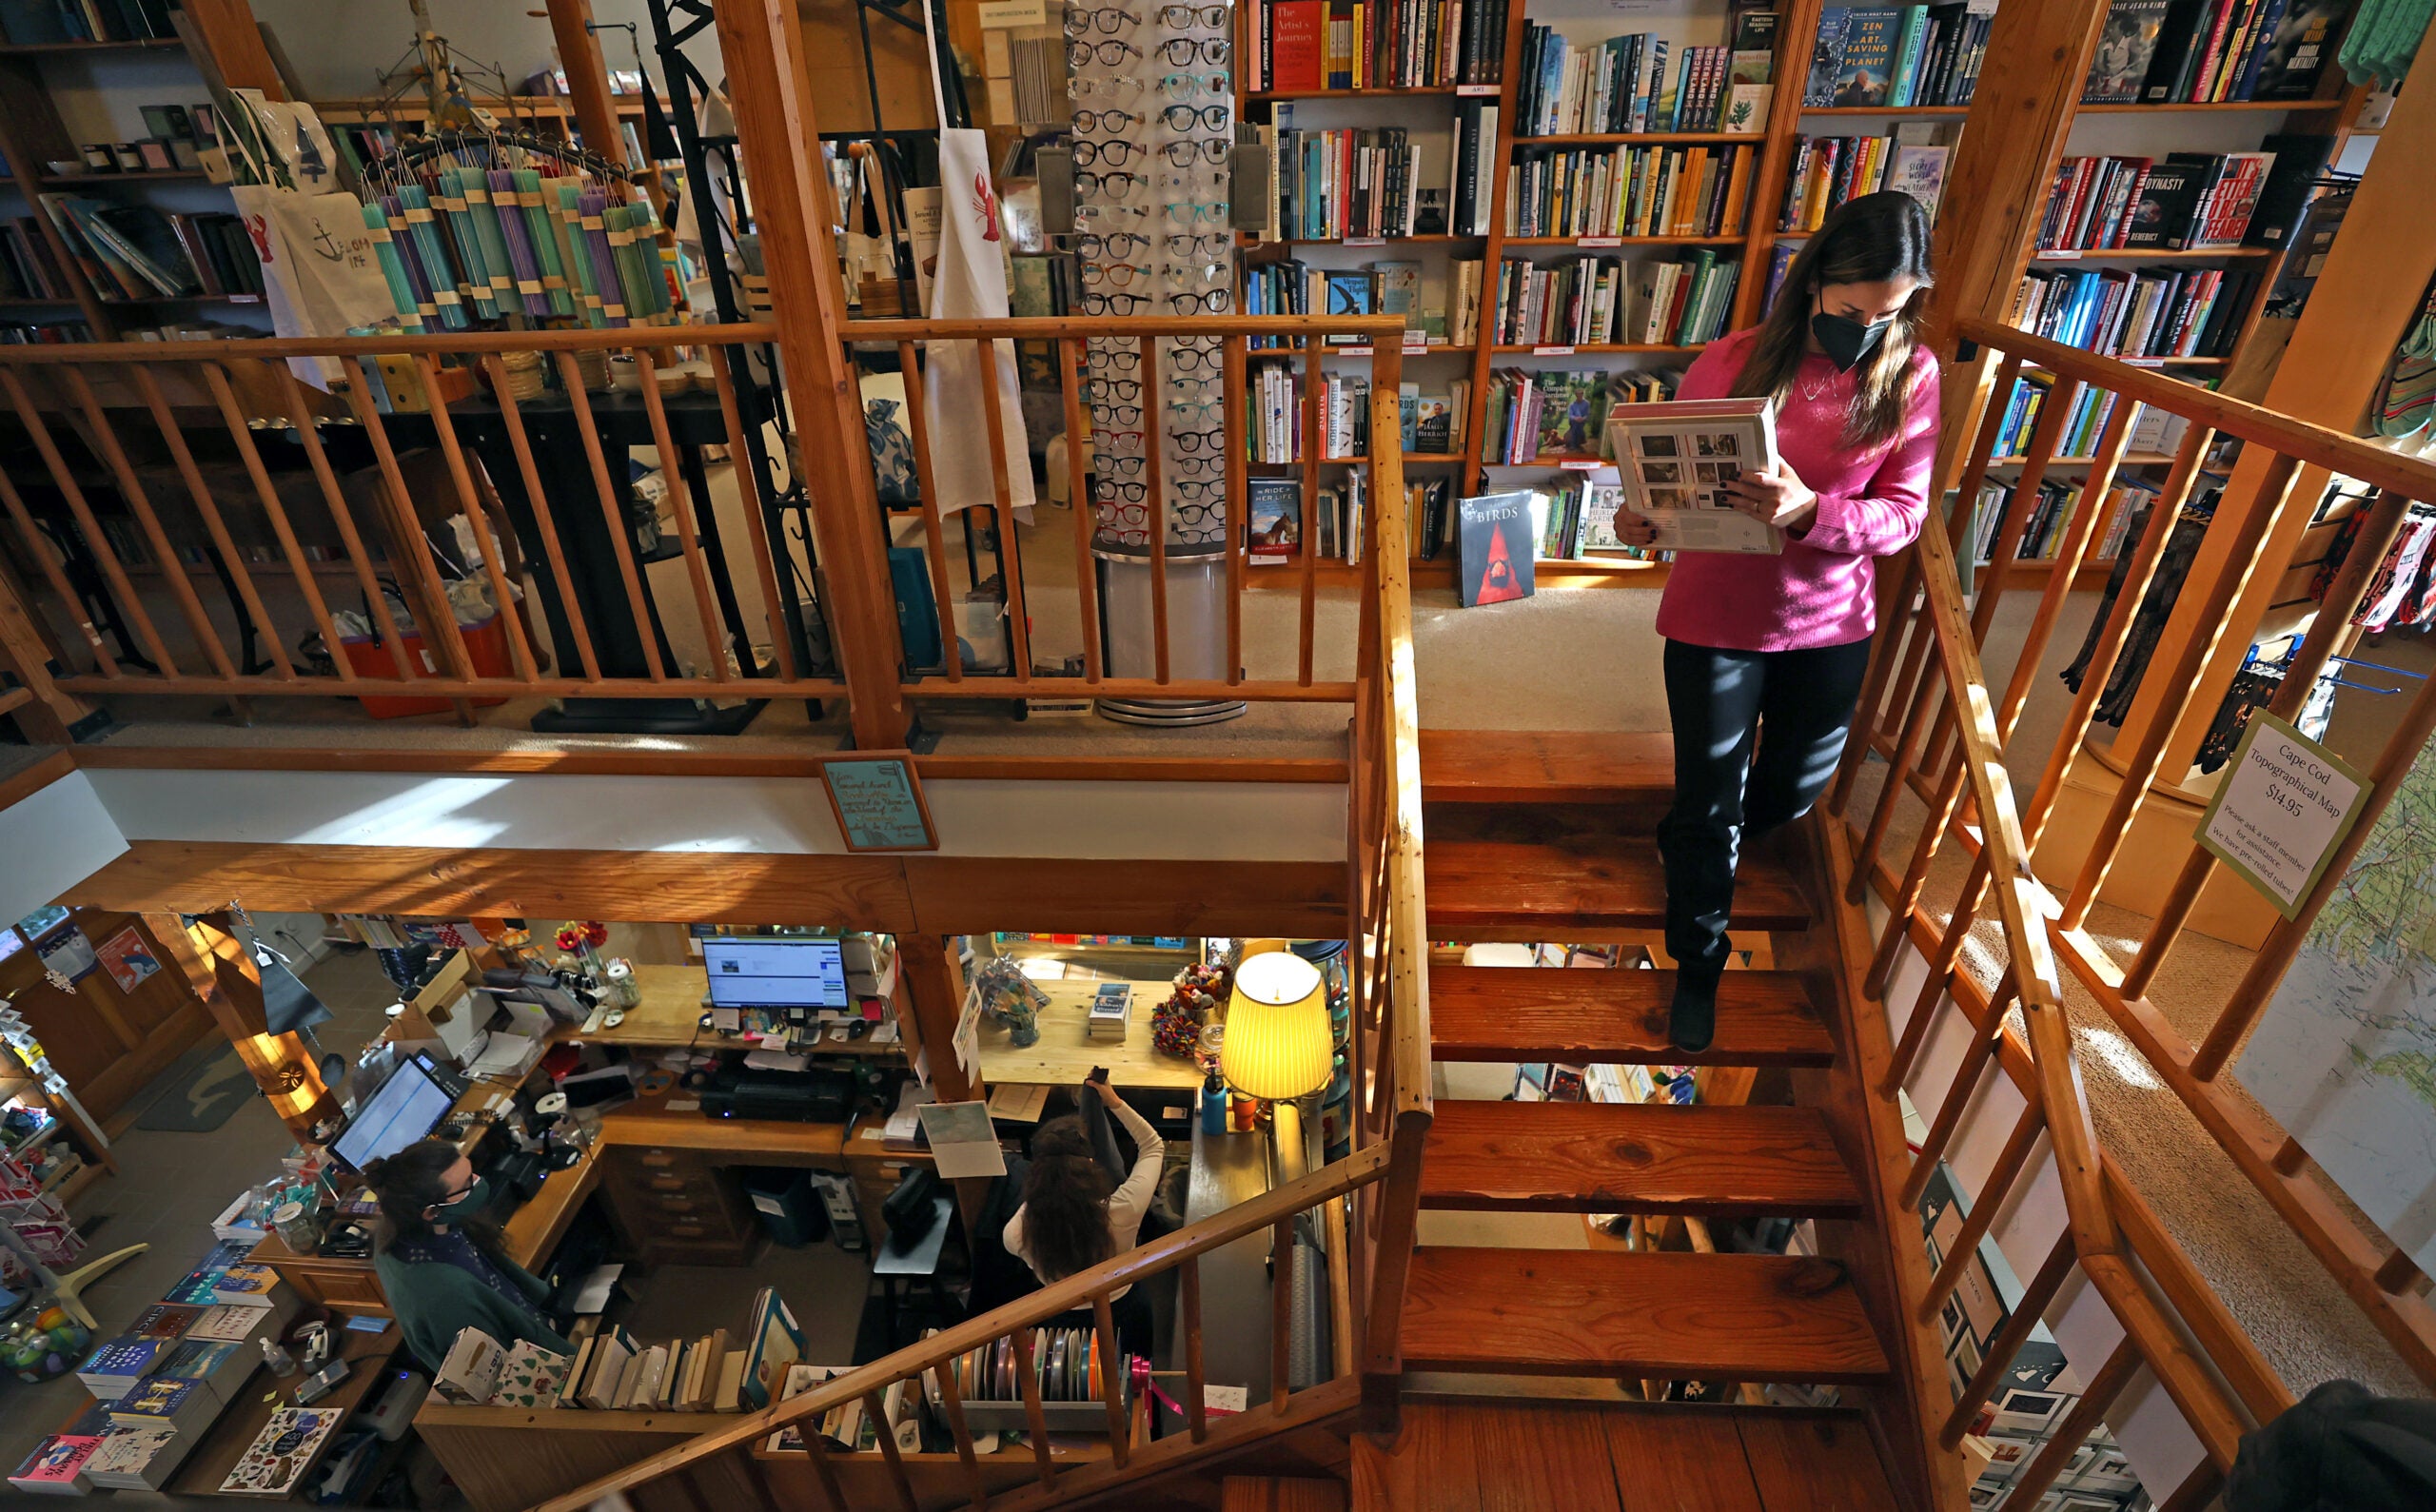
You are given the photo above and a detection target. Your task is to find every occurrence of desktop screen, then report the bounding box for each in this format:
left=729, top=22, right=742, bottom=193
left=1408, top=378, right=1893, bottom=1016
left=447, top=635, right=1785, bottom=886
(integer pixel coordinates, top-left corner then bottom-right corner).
left=701, top=937, right=849, bottom=1010
left=329, top=1055, right=455, bottom=1173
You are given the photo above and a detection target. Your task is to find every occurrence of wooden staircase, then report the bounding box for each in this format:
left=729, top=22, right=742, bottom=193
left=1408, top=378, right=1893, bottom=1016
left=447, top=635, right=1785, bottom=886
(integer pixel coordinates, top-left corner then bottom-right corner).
left=1376, top=732, right=1933, bottom=1507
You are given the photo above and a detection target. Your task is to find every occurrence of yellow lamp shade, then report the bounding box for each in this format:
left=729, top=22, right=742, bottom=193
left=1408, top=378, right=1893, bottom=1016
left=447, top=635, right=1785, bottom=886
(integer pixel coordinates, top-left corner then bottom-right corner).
left=1221, top=948, right=1332, bottom=1100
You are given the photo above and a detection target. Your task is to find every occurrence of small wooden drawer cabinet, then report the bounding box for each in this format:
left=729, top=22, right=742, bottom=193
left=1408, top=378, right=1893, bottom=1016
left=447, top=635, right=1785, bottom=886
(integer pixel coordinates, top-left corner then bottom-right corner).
left=601, top=1145, right=758, bottom=1267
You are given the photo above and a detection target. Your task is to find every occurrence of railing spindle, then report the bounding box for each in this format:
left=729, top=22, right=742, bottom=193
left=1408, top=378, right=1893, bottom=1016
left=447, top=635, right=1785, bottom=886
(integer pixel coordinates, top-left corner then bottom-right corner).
left=2062, top=452, right=2305, bottom=929
left=892, top=343, right=965, bottom=684
left=343, top=358, right=481, bottom=686
left=480, top=355, right=601, bottom=680
left=58, top=365, right=236, bottom=680
left=1140, top=335, right=1169, bottom=685
left=1935, top=350, right=2023, bottom=535
left=1998, top=1341, right=2143, bottom=1509
left=1918, top=1103, right=2044, bottom=1324
left=267, top=362, right=422, bottom=685
left=798, top=1430, right=849, bottom=1512
left=1010, top=1325, right=1057, bottom=1490
left=1899, top=973, right=2014, bottom=1211
left=1993, top=386, right=2133, bottom=738
left=1828, top=553, right=1919, bottom=816
left=632, top=349, right=735, bottom=681
left=976, top=337, right=1034, bottom=685
left=199, top=363, right=354, bottom=684
left=128, top=364, right=292, bottom=678
left=1090, top=1292, right=1130, bottom=1468
left=414, top=357, right=540, bottom=683
left=1881, top=851, right=1989, bottom=1097
left=861, top=1387, right=918, bottom=1512
left=929, top=1359, right=990, bottom=1509
left=1298, top=338, right=1320, bottom=685
left=1326, top=1194, right=1356, bottom=1380
left=1270, top=1216, right=1296, bottom=1411
left=1179, top=1254, right=1208, bottom=1442
left=1060, top=338, right=1103, bottom=683
left=1, top=369, right=178, bottom=676
left=1224, top=333, right=1247, bottom=683
left=553, top=350, right=668, bottom=679
left=1850, top=616, right=1946, bottom=913
left=1943, top=1230, right=2076, bottom=1447
left=0, top=458, right=120, bottom=677
left=704, top=344, right=799, bottom=678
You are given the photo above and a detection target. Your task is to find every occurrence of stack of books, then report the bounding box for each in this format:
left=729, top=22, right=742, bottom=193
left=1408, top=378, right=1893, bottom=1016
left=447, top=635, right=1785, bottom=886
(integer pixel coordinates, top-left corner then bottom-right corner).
left=1088, top=984, right=1133, bottom=1043
left=1803, top=5, right=1995, bottom=109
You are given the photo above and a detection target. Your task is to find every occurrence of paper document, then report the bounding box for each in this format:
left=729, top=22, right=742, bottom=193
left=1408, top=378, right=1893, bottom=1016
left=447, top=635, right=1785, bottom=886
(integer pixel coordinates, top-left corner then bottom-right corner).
left=917, top=1101, right=1008, bottom=1179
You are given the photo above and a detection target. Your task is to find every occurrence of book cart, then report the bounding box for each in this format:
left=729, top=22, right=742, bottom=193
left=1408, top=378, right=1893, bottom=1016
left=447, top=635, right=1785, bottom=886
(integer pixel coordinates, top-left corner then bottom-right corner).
left=1226, top=0, right=2380, bottom=594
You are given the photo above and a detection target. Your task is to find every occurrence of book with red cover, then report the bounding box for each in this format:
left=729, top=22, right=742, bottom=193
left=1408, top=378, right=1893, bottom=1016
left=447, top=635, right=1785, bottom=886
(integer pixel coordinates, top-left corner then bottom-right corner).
left=1271, top=1, right=1326, bottom=92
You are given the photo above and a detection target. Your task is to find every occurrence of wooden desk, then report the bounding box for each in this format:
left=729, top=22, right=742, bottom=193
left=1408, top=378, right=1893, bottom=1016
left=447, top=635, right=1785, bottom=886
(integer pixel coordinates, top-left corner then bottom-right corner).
left=167, top=1322, right=404, bottom=1497
left=551, top=964, right=902, bottom=1057
left=971, top=979, right=1205, bottom=1091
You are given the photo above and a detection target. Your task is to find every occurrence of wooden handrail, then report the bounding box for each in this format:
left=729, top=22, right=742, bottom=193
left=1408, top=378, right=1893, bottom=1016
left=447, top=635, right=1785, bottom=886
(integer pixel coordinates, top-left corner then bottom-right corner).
left=842, top=314, right=1412, bottom=344
left=0, top=322, right=773, bottom=364
left=528, top=1143, right=1391, bottom=1512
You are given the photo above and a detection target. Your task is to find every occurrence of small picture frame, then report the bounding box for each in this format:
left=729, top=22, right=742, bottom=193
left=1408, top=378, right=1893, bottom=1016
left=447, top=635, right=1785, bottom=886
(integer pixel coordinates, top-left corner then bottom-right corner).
left=818, top=753, right=938, bottom=853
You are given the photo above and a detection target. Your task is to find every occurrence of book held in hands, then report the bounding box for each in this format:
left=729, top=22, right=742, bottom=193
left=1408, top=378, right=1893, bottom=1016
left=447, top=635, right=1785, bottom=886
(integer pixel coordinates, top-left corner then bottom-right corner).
left=1601, top=399, right=1785, bottom=556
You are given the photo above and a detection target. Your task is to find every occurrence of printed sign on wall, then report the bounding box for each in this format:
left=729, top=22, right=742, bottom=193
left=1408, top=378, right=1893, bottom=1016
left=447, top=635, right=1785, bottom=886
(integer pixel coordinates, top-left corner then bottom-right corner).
left=820, top=755, right=939, bottom=853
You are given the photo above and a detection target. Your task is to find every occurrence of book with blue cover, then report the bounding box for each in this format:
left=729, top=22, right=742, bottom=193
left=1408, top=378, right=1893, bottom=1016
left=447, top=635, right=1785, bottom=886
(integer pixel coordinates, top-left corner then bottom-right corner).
left=1832, top=9, right=1900, bottom=108
left=76, top=1336, right=172, bottom=1397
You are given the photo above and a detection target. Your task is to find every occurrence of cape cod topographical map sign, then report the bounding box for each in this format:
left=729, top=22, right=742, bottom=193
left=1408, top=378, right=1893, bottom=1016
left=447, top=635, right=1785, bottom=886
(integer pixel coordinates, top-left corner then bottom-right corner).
left=2238, top=727, right=2436, bottom=1271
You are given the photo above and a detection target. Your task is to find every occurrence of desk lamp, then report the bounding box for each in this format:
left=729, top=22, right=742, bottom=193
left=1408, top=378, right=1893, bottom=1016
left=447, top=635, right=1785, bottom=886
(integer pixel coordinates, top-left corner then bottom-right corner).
left=1220, top=941, right=1332, bottom=1175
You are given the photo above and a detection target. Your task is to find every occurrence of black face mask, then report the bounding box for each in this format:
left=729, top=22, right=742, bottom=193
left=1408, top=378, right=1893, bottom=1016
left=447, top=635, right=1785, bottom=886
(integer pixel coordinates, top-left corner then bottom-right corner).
left=1811, top=309, right=1893, bottom=372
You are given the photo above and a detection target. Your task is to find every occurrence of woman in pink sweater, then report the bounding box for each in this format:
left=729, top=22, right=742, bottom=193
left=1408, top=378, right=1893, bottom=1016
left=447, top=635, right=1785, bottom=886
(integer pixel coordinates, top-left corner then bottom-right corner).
left=1617, top=191, right=1941, bottom=1051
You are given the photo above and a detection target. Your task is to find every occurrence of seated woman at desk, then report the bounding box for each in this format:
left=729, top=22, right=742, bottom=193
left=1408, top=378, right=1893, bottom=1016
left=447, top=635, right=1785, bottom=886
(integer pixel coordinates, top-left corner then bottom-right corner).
left=363, top=1140, right=573, bottom=1371
left=1003, top=1081, right=1164, bottom=1353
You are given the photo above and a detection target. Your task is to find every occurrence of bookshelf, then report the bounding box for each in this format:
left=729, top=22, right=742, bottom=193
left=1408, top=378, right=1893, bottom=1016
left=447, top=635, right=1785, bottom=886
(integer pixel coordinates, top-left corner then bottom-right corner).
left=1220, top=1, right=2380, bottom=587
left=0, top=5, right=266, bottom=343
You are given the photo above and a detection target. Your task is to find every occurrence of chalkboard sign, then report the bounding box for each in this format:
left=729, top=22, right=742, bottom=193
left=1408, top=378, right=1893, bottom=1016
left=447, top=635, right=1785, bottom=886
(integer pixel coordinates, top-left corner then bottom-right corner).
left=819, top=754, right=938, bottom=852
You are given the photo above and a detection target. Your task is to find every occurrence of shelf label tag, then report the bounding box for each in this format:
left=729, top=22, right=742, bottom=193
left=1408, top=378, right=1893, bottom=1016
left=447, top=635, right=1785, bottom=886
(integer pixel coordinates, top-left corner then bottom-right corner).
left=1579, top=238, right=1622, bottom=247
left=1561, top=459, right=1601, bottom=471
left=1457, top=84, right=1500, bottom=96
left=1533, top=344, right=1576, bottom=355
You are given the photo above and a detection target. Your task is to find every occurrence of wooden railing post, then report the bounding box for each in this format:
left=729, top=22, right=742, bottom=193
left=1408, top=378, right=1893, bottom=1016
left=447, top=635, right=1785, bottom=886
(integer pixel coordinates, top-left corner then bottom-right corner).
left=0, top=566, right=92, bottom=743
left=713, top=0, right=911, bottom=748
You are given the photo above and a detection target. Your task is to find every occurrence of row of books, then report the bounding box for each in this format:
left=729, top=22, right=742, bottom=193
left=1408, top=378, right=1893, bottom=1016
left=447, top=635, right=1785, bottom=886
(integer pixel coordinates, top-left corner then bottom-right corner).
left=1532, top=474, right=1641, bottom=560
left=1249, top=0, right=1507, bottom=93
left=1447, top=99, right=1503, bottom=238
left=768, top=1365, right=922, bottom=1454
left=0, top=221, right=71, bottom=303
left=1239, top=260, right=1464, bottom=344
left=39, top=198, right=262, bottom=303
left=1482, top=366, right=1679, bottom=465
left=545, top=1285, right=800, bottom=1413
left=2037, top=143, right=2317, bottom=251
left=1515, top=16, right=1776, bottom=139
left=1965, top=478, right=2154, bottom=566
left=2080, top=0, right=2347, bottom=106
left=1503, top=142, right=1754, bottom=241
left=1247, top=472, right=1382, bottom=563
left=1274, top=127, right=1424, bottom=242
left=1804, top=5, right=1996, bottom=109
left=1778, top=133, right=1952, bottom=232
left=11, top=1242, right=303, bottom=1495
left=0, top=0, right=175, bottom=45
left=2012, top=264, right=2259, bottom=360
left=1486, top=251, right=1740, bottom=349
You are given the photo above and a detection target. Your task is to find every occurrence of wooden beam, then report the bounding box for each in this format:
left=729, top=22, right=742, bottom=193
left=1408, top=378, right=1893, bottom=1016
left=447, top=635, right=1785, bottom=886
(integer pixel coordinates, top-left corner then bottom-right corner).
left=144, top=911, right=337, bottom=1138
left=176, top=0, right=285, bottom=96
left=0, top=561, right=88, bottom=744
left=714, top=0, right=911, bottom=749
left=542, top=0, right=632, bottom=172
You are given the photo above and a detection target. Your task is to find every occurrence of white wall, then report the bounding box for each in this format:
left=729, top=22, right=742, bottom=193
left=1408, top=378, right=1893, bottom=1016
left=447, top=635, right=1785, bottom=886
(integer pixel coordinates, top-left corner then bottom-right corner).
left=244, top=0, right=720, bottom=103
left=0, top=772, right=129, bottom=925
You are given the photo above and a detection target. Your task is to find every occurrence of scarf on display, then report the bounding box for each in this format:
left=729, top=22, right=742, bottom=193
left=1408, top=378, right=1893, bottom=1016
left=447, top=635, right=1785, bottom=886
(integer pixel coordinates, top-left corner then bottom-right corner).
left=2341, top=0, right=2435, bottom=88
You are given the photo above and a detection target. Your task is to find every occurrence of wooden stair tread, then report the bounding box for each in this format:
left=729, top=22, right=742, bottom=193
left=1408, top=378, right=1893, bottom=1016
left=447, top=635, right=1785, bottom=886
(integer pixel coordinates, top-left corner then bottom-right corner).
left=1421, top=1101, right=1864, bottom=1217
left=1424, top=836, right=1810, bottom=935
left=1419, top=730, right=1674, bottom=805
left=1221, top=1477, right=1348, bottom=1512
left=1427, top=964, right=1835, bottom=1066
left=1401, top=1248, right=1890, bottom=1383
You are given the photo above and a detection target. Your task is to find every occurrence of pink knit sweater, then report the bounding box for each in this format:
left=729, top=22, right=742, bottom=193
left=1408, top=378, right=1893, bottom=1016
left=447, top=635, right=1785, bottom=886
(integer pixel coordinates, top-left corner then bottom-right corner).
left=1653, top=327, right=1941, bottom=652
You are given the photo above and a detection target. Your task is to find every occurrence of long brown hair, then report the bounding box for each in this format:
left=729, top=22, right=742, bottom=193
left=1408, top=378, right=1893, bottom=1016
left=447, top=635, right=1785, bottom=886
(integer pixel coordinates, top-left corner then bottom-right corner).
left=362, top=1137, right=503, bottom=1257
left=1020, top=1116, right=1115, bottom=1281
left=1730, top=190, right=1935, bottom=449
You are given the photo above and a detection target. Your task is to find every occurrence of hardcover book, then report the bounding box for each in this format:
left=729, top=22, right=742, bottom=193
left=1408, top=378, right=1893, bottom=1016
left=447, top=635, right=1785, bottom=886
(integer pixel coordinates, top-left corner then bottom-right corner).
left=1455, top=491, right=1539, bottom=606
left=1600, top=398, right=1785, bottom=555
left=1247, top=477, right=1304, bottom=562
left=2248, top=0, right=2346, bottom=100
left=2084, top=0, right=2171, bottom=103
left=1832, top=9, right=1900, bottom=108
left=1804, top=9, right=1854, bottom=107
left=2121, top=163, right=2203, bottom=248
left=128, top=1304, right=205, bottom=1341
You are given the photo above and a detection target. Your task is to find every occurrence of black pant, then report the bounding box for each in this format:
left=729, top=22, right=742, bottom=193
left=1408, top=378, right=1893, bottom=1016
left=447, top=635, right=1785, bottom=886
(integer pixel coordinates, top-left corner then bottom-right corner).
left=1655, top=637, right=1875, bottom=984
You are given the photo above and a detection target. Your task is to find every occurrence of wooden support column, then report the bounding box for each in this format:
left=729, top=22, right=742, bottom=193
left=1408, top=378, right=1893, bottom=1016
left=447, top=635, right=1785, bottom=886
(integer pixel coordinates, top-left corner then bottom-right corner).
left=894, top=934, right=990, bottom=1231
left=543, top=0, right=633, bottom=174
left=2108, top=43, right=2436, bottom=786
left=146, top=911, right=338, bottom=1141
left=715, top=0, right=912, bottom=749
left=175, top=0, right=285, bottom=96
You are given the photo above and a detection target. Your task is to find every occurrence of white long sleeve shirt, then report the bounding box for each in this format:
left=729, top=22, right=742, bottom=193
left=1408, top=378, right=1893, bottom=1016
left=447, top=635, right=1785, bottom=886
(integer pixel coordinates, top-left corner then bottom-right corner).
left=1002, top=1096, right=1165, bottom=1299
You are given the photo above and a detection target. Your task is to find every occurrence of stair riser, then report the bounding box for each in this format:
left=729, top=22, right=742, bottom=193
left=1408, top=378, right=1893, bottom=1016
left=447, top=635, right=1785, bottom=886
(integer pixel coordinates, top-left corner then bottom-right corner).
left=1394, top=1356, right=1892, bottom=1385
left=1428, top=1039, right=1835, bottom=1068
left=1417, top=1193, right=1869, bottom=1219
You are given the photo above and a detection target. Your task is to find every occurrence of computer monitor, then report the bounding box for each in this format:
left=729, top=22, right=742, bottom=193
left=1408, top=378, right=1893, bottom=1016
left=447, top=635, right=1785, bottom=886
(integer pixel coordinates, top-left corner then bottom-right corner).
left=701, top=936, right=849, bottom=1010
left=328, top=1053, right=457, bottom=1174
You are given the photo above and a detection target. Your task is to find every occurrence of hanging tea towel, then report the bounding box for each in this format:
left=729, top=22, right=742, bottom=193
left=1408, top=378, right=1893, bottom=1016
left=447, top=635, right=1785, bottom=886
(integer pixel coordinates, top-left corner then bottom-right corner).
left=914, top=0, right=1032, bottom=520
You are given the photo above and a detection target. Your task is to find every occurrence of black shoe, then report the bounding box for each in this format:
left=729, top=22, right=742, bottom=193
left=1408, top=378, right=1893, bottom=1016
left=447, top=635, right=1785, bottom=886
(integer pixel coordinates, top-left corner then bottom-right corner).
left=1669, top=975, right=1717, bottom=1053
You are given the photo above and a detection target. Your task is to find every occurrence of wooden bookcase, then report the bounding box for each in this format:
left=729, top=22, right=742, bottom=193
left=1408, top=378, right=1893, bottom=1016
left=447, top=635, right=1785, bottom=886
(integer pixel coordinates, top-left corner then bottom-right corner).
left=1227, top=0, right=2380, bottom=588
left=0, top=29, right=260, bottom=341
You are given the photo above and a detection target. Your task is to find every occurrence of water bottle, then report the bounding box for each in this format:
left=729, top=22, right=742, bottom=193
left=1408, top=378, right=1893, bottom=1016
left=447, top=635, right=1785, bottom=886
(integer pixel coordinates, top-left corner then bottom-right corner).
left=1200, top=1072, right=1227, bottom=1136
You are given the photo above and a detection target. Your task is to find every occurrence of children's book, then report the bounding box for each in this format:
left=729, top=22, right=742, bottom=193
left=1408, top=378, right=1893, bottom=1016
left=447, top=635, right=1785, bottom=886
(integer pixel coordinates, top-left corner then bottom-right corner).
left=219, top=1406, right=344, bottom=1496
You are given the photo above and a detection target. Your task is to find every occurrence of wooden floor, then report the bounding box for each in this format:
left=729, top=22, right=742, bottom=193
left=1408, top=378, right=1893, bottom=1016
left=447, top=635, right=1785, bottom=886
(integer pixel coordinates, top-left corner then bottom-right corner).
left=1353, top=1400, right=1899, bottom=1512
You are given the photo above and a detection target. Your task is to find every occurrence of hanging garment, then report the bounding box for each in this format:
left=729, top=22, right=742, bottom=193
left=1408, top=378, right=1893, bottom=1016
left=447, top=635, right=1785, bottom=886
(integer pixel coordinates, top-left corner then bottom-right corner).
left=2354, top=518, right=2436, bottom=632
left=2310, top=508, right=2368, bottom=602
left=2340, top=0, right=2435, bottom=88
left=2196, top=663, right=2285, bottom=775
left=2060, top=502, right=2214, bottom=726
left=922, top=128, right=1037, bottom=520
left=2373, top=285, right=2436, bottom=440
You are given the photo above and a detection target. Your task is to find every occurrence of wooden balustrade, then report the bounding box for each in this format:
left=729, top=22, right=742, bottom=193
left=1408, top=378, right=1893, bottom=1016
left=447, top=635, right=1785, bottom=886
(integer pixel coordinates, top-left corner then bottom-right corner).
left=1832, top=315, right=2436, bottom=1495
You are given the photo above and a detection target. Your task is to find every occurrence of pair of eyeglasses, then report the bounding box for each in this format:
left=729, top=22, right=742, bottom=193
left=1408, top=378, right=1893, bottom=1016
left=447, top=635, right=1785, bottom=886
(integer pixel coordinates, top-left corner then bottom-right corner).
left=1087, top=377, right=1142, bottom=401
left=1169, top=259, right=1229, bottom=285
left=1164, top=230, right=1229, bottom=259
left=1157, top=4, right=1228, bottom=28
left=1164, top=198, right=1230, bottom=223
left=1092, top=403, right=1145, bottom=425
left=1068, top=75, right=1144, bottom=99
left=1169, top=374, right=1222, bottom=398
left=1169, top=344, right=1221, bottom=375
left=1073, top=139, right=1139, bottom=167
left=1172, top=499, right=1223, bottom=528
left=1098, top=453, right=1147, bottom=477
left=1102, top=501, right=1151, bottom=525
left=1171, top=427, right=1227, bottom=454
left=1088, top=348, right=1140, bottom=373
left=1159, top=36, right=1229, bottom=65
left=1078, top=170, right=1149, bottom=197
left=1098, top=427, right=1148, bottom=449
left=1076, top=202, right=1149, bottom=226
left=1158, top=72, right=1230, bottom=101
left=1075, top=231, right=1149, bottom=260
left=1083, top=291, right=1149, bottom=315
left=1173, top=454, right=1223, bottom=477
left=1173, top=477, right=1226, bottom=501
left=1083, top=261, right=1151, bottom=286
left=1161, top=139, right=1229, bottom=167
left=1169, top=399, right=1226, bottom=423
left=1168, top=290, right=1233, bottom=314
left=1064, top=6, right=1139, bottom=37
left=1093, top=479, right=1148, bottom=502
left=1069, top=37, right=1144, bottom=67
left=1161, top=104, right=1231, bottom=132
